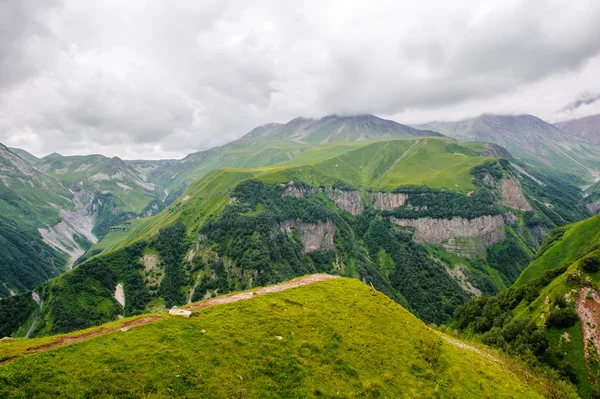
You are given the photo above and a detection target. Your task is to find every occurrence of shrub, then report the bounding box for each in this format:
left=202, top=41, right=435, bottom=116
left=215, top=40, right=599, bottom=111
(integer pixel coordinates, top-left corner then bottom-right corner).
left=546, top=308, right=579, bottom=329
left=582, top=257, right=599, bottom=273
left=553, top=294, right=567, bottom=309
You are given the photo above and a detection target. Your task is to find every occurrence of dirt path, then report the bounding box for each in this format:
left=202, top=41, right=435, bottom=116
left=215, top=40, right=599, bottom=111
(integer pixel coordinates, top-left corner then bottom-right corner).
left=185, top=273, right=339, bottom=311
left=441, top=336, right=499, bottom=363
left=1, top=274, right=339, bottom=366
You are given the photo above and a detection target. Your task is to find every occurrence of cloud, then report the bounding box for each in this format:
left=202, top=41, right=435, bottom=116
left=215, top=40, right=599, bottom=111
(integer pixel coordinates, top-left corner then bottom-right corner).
left=561, top=92, right=600, bottom=112
left=1, top=0, right=600, bottom=158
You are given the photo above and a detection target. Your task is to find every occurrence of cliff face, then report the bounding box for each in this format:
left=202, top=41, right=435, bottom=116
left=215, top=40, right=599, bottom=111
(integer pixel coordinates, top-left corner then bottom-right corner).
left=282, top=185, right=316, bottom=198
left=391, top=214, right=515, bottom=258
left=279, top=219, right=336, bottom=254
left=368, top=192, right=408, bottom=210
left=325, top=189, right=364, bottom=215
left=499, top=176, right=532, bottom=211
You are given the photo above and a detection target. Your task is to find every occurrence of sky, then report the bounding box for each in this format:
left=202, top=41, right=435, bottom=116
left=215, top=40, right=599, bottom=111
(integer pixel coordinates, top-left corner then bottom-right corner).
left=1, top=0, right=600, bottom=159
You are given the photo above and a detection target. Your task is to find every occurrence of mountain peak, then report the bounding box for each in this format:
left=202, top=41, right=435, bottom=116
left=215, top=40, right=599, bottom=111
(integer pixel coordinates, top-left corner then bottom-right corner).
left=241, top=114, right=441, bottom=144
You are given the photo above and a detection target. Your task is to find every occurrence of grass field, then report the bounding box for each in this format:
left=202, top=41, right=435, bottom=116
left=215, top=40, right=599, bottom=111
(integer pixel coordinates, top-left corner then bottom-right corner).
left=0, top=278, right=575, bottom=398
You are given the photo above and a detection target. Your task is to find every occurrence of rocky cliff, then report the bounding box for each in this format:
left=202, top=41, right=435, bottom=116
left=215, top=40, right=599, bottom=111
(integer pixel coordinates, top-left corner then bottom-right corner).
left=325, top=189, right=364, bottom=215
left=282, top=185, right=316, bottom=198
left=499, top=176, right=532, bottom=211
left=391, top=214, right=515, bottom=258
left=279, top=219, right=335, bottom=253
left=367, top=192, right=408, bottom=211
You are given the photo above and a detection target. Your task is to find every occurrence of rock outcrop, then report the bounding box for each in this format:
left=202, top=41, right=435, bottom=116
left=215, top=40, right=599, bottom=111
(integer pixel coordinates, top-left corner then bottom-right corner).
left=391, top=214, right=514, bottom=258
left=500, top=176, right=532, bottom=211
left=325, top=188, right=364, bottom=215
left=282, top=185, right=316, bottom=198
left=368, top=192, right=408, bottom=211
left=576, top=288, right=600, bottom=380
left=279, top=219, right=335, bottom=254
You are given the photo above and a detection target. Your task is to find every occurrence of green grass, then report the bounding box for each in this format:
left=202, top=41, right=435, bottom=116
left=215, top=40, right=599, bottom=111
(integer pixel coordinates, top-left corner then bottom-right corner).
left=0, top=278, right=575, bottom=398
left=515, top=214, right=600, bottom=286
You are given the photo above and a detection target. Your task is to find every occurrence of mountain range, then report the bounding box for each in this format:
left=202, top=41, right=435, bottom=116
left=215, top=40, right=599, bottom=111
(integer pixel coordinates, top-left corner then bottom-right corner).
left=1, top=111, right=600, bottom=397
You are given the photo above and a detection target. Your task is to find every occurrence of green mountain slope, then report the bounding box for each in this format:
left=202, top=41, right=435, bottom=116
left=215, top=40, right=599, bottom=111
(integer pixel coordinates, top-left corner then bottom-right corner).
left=415, top=114, right=600, bottom=183
left=2, top=137, right=590, bottom=340
left=454, top=214, right=600, bottom=397
left=144, top=114, right=444, bottom=196
left=0, top=277, right=577, bottom=398
left=0, top=144, right=89, bottom=296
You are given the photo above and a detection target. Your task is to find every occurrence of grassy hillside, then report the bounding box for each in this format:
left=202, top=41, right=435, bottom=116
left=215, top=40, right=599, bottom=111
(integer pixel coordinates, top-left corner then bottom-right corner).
left=515, top=214, right=600, bottom=286
left=454, top=214, right=600, bottom=398
left=0, top=277, right=577, bottom=398
left=0, top=145, right=78, bottom=295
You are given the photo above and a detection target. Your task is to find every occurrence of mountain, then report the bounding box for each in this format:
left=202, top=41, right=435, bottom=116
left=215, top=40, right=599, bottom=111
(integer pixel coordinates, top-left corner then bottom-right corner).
left=454, top=214, right=600, bottom=397
left=7, top=147, right=39, bottom=165
left=146, top=114, right=444, bottom=197
left=0, top=144, right=94, bottom=296
left=415, top=114, right=600, bottom=182
left=2, top=137, right=591, bottom=339
left=35, top=153, right=167, bottom=238
left=242, top=114, right=443, bottom=143
left=556, top=113, right=600, bottom=145
left=0, top=277, right=577, bottom=398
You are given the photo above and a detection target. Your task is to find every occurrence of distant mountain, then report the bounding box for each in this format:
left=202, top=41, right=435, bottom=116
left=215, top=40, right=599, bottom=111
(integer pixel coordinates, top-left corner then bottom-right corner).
left=242, top=114, right=443, bottom=143
left=414, top=114, right=600, bottom=181
left=8, top=147, right=39, bottom=165
left=0, top=144, right=93, bottom=296
left=35, top=153, right=167, bottom=238
left=556, top=113, right=600, bottom=145
left=150, top=114, right=444, bottom=196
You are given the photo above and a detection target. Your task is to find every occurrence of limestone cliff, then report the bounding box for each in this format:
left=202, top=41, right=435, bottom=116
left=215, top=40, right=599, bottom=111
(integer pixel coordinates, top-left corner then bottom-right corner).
left=368, top=192, right=408, bottom=211
left=391, top=214, right=515, bottom=258
left=279, top=219, right=335, bottom=254
left=325, top=188, right=364, bottom=215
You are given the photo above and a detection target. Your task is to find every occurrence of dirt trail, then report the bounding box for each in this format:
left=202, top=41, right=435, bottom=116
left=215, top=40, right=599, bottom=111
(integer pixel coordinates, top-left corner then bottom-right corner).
left=441, top=336, right=500, bottom=363
left=1, top=274, right=338, bottom=366
left=185, top=274, right=339, bottom=311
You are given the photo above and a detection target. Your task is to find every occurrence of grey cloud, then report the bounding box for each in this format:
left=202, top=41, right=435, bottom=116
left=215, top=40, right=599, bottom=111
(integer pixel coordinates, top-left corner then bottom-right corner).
left=1, top=0, right=600, bottom=159
left=561, top=92, right=600, bottom=112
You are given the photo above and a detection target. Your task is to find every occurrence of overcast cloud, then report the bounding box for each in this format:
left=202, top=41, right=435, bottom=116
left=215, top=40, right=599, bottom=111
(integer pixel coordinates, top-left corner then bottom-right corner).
left=1, top=0, right=600, bottom=159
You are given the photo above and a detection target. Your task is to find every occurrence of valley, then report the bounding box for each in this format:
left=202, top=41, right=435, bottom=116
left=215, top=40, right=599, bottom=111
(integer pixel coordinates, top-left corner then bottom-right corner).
left=1, top=112, right=600, bottom=397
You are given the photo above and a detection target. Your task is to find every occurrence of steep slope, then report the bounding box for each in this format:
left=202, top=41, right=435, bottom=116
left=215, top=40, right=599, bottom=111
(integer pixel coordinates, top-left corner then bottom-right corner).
left=0, top=144, right=92, bottom=296
left=7, top=147, right=39, bottom=165
left=0, top=277, right=577, bottom=398
left=415, top=114, right=600, bottom=182
left=455, top=214, right=600, bottom=398
left=556, top=113, right=600, bottom=145
left=36, top=153, right=166, bottom=238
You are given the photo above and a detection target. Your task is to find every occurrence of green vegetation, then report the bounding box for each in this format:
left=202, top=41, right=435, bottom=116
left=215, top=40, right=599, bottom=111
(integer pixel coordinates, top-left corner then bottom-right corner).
left=516, top=214, right=600, bottom=286
left=0, top=278, right=578, bottom=398
left=454, top=214, right=600, bottom=398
